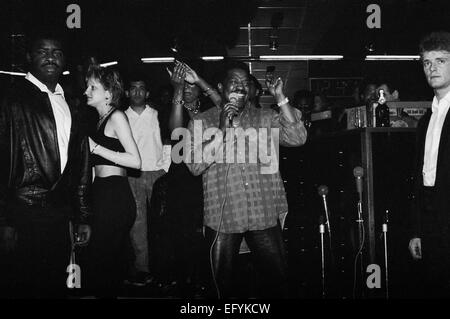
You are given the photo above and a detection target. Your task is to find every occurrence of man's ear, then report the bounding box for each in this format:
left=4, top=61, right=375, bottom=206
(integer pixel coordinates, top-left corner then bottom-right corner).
left=392, top=90, right=399, bottom=101
left=125, top=90, right=129, bottom=98
left=145, top=91, right=150, bottom=99
left=217, top=83, right=223, bottom=94
left=26, top=52, right=32, bottom=64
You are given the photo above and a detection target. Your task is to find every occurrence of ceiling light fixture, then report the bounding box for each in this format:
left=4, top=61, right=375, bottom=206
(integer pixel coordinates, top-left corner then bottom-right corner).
left=63, top=71, right=70, bottom=75
left=170, top=37, right=179, bottom=53
left=0, top=71, right=26, bottom=76
left=201, top=56, right=224, bottom=61
left=269, top=28, right=279, bottom=51
left=100, top=61, right=118, bottom=67
left=141, top=57, right=175, bottom=63
left=260, top=55, right=344, bottom=61
left=365, top=55, right=420, bottom=61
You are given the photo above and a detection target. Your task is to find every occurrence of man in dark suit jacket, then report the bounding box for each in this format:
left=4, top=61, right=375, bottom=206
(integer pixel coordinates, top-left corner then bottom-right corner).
left=0, top=32, right=92, bottom=298
left=409, top=31, right=450, bottom=297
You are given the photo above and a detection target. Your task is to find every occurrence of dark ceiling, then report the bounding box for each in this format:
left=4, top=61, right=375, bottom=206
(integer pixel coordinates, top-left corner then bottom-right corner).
left=1, top=0, right=450, bottom=100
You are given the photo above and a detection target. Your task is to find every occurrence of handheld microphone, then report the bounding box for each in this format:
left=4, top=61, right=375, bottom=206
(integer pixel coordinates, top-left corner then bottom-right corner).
left=228, top=92, right=244, bottom=125
left=318, top=185, right=331, bottom=235
left=353, top=166, right=364, bottom=198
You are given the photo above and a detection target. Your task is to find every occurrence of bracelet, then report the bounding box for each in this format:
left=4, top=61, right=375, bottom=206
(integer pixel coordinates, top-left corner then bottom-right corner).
left=204, top=87, right=214, bottom=96
left=277, top=97, right=289, bottom=107
left=91, top=143, right=99, bottom=154
left=172, top=99, right=184, bottom=106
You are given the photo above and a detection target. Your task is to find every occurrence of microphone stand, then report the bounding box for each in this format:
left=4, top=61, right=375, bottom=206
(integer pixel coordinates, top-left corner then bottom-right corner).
left=352, top=167, right=365, bottom=298
left=319, top=222, right=326, bottom=298
left=382, top=210, right=389, bottom=299
left=322, top=195, right=332, bottom=241
left=356, top=191, right=365, bottom=298
left=317, top=186, right=333, bottom=298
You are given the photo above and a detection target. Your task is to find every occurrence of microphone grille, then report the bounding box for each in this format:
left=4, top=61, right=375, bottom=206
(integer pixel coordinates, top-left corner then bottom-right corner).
left=318, top=185, right=328, bottom=196
left=353, top=166, right=364, bottom=178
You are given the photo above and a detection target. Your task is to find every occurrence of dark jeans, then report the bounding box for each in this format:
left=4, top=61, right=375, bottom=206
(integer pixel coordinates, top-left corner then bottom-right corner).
left=205, top=225, right=288, bottom=299
left=1, top=204, right=71, bottom=298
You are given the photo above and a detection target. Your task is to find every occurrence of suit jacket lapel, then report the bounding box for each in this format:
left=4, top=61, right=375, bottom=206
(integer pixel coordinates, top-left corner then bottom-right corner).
left=418, top=110, right=432, bottom=167
left=26, top=80, right=62, bottom=180
left=435, top=109, right=450, bottom=186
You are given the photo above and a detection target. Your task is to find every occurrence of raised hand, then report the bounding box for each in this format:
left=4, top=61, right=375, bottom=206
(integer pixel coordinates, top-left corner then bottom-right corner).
left=167, top=62, right=186, bottom=87
left=266, top=76, right=285, bottom=98
left=183, top=63, right=200, bottom=84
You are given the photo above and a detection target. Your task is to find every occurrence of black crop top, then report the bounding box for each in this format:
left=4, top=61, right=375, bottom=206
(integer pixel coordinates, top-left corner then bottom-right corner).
left=91, top=110, right=125, bottom=167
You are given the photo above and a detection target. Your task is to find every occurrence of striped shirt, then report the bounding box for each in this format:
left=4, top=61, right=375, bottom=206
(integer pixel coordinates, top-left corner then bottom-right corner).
left=185, top=104, right=307, bottom=233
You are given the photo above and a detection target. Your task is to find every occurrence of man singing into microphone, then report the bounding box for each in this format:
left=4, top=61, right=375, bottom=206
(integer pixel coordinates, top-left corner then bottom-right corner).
left=409, top=31, right=450, bottom=297
left=184, top=61, right=307, bottom=298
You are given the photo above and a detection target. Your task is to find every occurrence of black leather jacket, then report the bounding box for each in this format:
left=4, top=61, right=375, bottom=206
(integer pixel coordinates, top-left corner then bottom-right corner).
left=0, top=78, right=91, bottom=226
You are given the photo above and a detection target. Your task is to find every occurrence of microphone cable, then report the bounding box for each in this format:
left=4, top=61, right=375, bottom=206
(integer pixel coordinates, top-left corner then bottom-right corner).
left=352, top=205, right=365, bottom=299
left=209, top=162, right=231, bottom=299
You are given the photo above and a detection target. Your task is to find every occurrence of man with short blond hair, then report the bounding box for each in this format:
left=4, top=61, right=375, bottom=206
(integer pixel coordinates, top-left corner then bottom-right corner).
left=409, top=31, right=450, bottom=297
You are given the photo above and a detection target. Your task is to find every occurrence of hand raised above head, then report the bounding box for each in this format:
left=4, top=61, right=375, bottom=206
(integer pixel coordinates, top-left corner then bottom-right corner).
left=265, top=76, right=284, bottom=98
left=168, top=63, right=186, bottom=87
left=183, top=63, right=200, bottom=84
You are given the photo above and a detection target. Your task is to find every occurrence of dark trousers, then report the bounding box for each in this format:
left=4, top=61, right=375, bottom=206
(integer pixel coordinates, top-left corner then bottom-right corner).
left=420, top=186, right=450, bottom=297
left=1, top=205, right=71, bottom=298
left=205, top=225, right=288, bottom=299
left=84, top=176, right=136, bottom=297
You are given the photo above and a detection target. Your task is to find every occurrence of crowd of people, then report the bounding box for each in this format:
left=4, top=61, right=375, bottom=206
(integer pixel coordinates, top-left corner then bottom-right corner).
left=0, top=30, right=306, bottom=299
left=1, top=29, right=450, bottom=299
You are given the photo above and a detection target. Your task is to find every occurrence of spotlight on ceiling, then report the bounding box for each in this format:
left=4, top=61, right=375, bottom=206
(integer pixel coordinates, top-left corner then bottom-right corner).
left=170, top=38, right=179, bottom=53
left=63, top=71, right=70, bottom=75
left=365, top=43, right=376, bottom=53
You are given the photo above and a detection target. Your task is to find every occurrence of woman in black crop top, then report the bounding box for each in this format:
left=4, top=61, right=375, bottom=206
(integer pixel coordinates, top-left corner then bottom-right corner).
left=83, top=65, right=141, bottom=297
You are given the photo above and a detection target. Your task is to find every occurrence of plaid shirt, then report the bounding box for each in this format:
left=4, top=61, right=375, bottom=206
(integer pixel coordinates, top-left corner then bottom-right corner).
left=185, top=104, right=307, bottom=233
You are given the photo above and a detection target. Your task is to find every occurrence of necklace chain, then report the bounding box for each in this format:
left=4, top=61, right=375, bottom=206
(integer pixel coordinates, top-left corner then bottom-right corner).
left=184, top=100, right=200, bottom=114
left=97, top=106, right=115, bottom=129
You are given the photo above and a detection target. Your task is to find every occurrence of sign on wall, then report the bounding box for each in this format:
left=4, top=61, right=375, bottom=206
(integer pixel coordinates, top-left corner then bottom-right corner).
left=309, top=77, right=363, bottom=98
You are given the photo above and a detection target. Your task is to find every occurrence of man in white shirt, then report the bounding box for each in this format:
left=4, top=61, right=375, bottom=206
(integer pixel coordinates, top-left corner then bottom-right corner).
left=125, top=76, right=170, bottom=286
left=0, top=32, right=91, bottom=297
left=409, top=31, right=450, bottom=297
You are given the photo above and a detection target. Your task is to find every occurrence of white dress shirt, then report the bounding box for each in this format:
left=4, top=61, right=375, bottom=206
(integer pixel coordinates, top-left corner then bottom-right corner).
left=125, top=105, right=171, bottom=172
left=423, top=91, right=450, bottom=186
left=26, top=72, right=72, bottom=174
